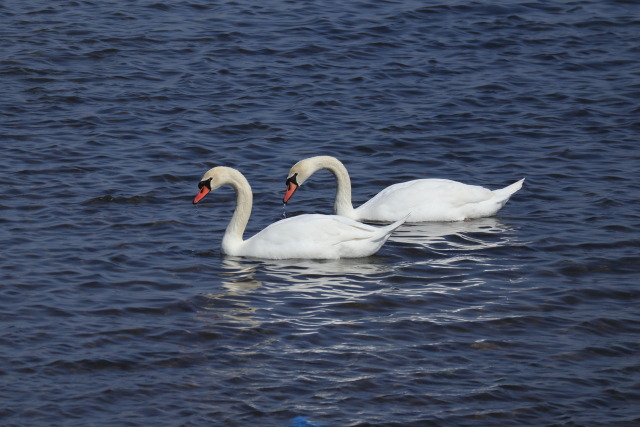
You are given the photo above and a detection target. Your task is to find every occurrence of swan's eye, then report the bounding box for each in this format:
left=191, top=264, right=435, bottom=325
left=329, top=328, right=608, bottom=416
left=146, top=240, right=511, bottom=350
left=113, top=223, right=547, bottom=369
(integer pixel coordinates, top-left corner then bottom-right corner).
left=285, top=173, right=298, bottom=186
left=198, top=177, right=212, bottom=190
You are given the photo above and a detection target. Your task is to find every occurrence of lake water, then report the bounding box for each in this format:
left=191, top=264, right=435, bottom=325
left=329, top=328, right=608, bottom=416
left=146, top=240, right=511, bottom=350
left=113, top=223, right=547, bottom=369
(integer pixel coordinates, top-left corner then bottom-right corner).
left=2, top=0, right=639, bottom=425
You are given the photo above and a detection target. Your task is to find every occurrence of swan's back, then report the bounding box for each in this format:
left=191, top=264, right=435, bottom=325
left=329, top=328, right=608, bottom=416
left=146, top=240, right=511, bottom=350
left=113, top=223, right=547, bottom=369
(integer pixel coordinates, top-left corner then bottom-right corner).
left=355, top=179, right=489, bottom=222
left=355, top=178, right=525, bottom=222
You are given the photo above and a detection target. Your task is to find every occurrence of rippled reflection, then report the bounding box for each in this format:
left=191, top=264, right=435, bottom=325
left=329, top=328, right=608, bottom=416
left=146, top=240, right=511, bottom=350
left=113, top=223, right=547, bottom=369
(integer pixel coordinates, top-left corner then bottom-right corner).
left=219, top=257, right=263, bottom=293
left=195, top=258, right=263, bottom=327
left=390, top=217, right=524, bottom=284
left=390, top=217, right=513, bottom=247
left=222, top=256, right=395, bottom=292
left=196, top=256, right=397, bottom=327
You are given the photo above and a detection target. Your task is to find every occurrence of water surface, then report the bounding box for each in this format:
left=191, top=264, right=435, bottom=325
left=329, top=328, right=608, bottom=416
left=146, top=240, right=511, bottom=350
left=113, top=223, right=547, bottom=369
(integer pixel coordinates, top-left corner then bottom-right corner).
left=1, top=0, right=639, bottom=425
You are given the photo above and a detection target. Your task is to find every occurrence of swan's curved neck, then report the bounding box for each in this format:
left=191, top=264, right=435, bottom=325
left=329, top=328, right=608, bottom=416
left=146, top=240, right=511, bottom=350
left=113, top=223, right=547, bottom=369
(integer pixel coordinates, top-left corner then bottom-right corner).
left=312, top=156, right=356, bottom=218
left=220, top=169, right=252, bottom=255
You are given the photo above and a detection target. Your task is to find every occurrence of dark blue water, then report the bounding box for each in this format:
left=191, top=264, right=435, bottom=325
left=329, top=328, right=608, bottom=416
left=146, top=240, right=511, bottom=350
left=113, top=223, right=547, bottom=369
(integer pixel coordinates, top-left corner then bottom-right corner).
left=2, top=1, right=639, bottom=425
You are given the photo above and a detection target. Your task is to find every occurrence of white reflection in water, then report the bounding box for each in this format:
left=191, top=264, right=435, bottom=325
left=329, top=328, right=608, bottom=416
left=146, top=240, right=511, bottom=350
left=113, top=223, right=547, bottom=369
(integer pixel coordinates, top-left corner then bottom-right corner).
left=218, top=257, right=262, bottom=294
left=391, top=217, right=522, bottom=280
left=220, top=256, right=395, bottom=293
left=390, top=217, right=512, bottom=248
left=195, top=259, right=263, bottom=327
left=197, top=256, right=397, bottom=328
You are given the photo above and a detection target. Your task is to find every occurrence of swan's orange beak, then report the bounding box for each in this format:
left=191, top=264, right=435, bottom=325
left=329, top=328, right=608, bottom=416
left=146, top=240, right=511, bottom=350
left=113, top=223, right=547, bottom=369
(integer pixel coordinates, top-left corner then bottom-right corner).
left=193, top=186, right=210, bottom=204
left=283, top=181, right=298, bottom=204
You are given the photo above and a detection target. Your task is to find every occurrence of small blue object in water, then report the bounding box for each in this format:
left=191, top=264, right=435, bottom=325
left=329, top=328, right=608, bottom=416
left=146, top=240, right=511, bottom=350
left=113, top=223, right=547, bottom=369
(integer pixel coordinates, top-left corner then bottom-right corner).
left=291, top=416, right=326, bottom=427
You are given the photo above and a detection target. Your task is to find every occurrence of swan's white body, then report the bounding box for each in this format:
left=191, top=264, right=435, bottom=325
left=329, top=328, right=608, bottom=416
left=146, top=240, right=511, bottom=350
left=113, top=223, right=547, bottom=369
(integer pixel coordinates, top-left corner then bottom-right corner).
left=193, top=166, right=404, bottom=259
left=284, top=156, right=524, bottom=223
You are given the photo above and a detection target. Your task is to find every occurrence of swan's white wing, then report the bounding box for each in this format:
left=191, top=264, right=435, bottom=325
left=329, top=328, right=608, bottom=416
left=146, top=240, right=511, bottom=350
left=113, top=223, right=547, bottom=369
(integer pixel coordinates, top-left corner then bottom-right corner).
left=240, top=214, right=391, bottom=259
left=370, top=179, right=493, bottom=206
left=356, top=179, right=493, bottom=222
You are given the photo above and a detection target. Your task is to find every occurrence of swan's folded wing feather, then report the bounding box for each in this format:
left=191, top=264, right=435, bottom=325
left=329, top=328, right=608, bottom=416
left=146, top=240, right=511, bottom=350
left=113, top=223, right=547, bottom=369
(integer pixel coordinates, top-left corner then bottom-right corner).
left=354, top=179, right=494, bottom=222
left=363, top=179, right=493, bottom=209
left=245, top=214, right=379, bottom=251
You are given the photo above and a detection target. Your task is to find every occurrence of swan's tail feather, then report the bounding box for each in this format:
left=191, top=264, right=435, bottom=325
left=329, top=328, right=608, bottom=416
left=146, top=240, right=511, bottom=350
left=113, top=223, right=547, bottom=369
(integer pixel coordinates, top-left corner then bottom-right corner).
left=493, top=178, right=525, bottom=204
left=374, top=214, right=409, bottom=242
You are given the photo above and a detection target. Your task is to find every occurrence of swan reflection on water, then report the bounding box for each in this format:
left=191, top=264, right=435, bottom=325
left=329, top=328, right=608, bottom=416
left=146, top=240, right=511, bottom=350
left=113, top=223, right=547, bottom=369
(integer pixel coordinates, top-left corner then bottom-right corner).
left=217, top=258, right=262, bottom=294
left=384, top=217, right=523, bottom=277
left=218, top=256, right=396, bottom=293
left=389, top=217, right=515, bottom=249
left=203, top=255, right=395, bottom=295
left=196, top=256, right=396, bottom=327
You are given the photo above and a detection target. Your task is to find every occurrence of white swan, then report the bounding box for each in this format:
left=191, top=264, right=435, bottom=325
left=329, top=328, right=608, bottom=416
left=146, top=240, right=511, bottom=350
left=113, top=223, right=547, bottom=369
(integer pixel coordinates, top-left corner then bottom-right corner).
left=284, top=156, right=524, bottom=222
left=193, top=166, right=405, bottom=259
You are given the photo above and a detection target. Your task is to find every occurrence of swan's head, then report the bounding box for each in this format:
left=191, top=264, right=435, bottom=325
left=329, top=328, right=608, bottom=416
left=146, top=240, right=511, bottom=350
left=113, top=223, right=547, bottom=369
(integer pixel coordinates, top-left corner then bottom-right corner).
left=283, top=157, right=322, bottom=204
left=283, top=172, right=300, bottom=204
left=193, top=167, right=227, bottom=204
